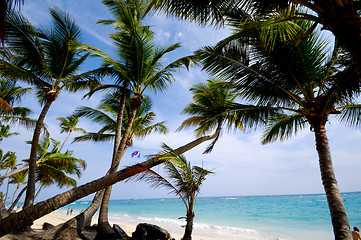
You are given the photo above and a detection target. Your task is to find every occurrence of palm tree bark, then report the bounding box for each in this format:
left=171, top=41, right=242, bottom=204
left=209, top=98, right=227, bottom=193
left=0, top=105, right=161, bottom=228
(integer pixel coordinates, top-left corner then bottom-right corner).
left=314, top=121, right=351, bottom=240
left=24, top=99, right=53, bottom=208
left=182, top=212, right=194, bottom=240
left=0, top=128, right=220, bottom=237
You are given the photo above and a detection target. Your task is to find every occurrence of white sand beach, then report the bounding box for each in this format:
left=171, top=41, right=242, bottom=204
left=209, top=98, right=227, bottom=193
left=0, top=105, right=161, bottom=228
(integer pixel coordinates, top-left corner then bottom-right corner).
left=28, top=211, right=228, bottom=240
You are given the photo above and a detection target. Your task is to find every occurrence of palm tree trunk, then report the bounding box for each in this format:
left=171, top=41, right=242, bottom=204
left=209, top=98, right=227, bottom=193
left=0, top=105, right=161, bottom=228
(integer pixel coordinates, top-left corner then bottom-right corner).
left=24, top=99, right=53, bottom=208
left=59, top=131, right=72, bottom=152
left=34, top=184, right=44, bottom=201
left=73, top=92, right=127, bottom=232
left=7, top=185, right=27, bottom=213
left=74, top=124, right=219, bottom=233
left=0, top=161, right=149, bottom=236
left=0, top=165, right=29, bottom=182
left=96, top=107, right=138, bottom=239
left=182, top=212, right=195, bottom=240
left=0, top=199, right=8, bottom=219
left=0, top=129, right=220, bottom=237
left=314, top=121, right=351, bottom=239
left=11, top=184, right=20, bottom=204
left=82, top=189, right=105, bottom=228
left=4, top=173, right=11, bottom=202
left=112, top=91, right=127, bottom=161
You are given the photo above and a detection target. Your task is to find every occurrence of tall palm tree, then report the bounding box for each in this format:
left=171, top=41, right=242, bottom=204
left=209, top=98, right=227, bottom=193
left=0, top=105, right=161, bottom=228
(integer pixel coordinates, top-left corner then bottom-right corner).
left=76, top=1, right=192, bottom=237
left=196, top=18, right=359, bottom=239
left=57, top=115, right=86, bottom=151
left=0, top=9, right=102, bottom=208
left=150, top=0, right=361, bottom=84
left=75, top=93, right=169, bottom=239
left=132, top=144, right=213, bottom=240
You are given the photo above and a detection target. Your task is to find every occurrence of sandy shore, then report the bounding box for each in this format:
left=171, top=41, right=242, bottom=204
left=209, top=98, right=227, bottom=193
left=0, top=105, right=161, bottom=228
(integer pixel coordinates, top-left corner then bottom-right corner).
left=28, top=211, right=226, bottom=240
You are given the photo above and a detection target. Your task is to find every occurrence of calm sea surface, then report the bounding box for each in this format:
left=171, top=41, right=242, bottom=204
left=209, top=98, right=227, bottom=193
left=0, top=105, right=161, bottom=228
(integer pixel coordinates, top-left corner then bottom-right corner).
left=62, top=192, right=361, bottom=240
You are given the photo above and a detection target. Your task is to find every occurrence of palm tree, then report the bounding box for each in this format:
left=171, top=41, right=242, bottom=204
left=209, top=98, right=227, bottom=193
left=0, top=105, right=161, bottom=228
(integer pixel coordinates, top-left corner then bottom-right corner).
left=74, top=94, right=168, bottom=146
left=9, top=170, right=27, bottom=204
left=132, top=144, right=213, bottom=240
left=57, top=115, right=86, bottom=151
left=0, top=9, right=102, bottom=208
left=196, top=18, right=359, bottom=239
left=0, top=125, right=19, bottom=143
left=75, top=93, right=169, bottom=238
left=0, top=149, right=17, bottom=202
left=150, top=0, right=361, bottom=84
left=75, top=1, right=192, bottom=237
left=33, top=136, right=86, bottom=201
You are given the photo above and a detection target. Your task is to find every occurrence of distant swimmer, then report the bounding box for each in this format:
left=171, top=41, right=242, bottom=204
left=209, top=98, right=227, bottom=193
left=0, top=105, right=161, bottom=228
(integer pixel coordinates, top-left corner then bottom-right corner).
left=352, top=227, right=361, bottom=240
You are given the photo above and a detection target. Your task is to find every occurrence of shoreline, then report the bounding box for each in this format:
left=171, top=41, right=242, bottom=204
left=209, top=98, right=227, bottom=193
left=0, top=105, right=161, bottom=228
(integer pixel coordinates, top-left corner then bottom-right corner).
left=30, top=211, right=238, bottom=240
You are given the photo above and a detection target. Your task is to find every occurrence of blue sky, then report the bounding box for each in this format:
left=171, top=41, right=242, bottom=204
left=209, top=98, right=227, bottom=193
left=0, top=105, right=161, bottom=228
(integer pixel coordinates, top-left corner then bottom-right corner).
left=2, top=0, right=361, bottom=201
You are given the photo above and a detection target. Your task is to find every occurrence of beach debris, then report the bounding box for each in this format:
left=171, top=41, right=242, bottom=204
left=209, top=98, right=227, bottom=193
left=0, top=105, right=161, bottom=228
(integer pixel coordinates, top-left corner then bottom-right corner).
left=132, top=223, right=174, bottom=240
left=113, top=224, right=129, bottom=239
left=131, top=151, right=141, bottom=158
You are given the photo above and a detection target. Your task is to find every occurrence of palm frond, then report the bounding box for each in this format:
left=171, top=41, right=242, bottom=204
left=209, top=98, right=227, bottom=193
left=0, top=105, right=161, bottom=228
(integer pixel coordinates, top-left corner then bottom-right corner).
left=261, top=113, right=307, bottom=144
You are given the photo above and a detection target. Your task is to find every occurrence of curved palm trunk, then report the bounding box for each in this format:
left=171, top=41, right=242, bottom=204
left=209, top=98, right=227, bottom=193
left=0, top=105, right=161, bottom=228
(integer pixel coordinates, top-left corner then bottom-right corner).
left=182, top=212, right=195, bottom=240
left=96, top=107, right=138, bottom=239
left=0, top=161, right=152, bottom=237
left=82, top=189, right=105, bottom=228
left=24, top=100, right=53, bottom=208
left=0, top=129, right=220, bottom=237
left=314, top=121, right=351, bottom=239
left=7, top=185, right=27, bottom=213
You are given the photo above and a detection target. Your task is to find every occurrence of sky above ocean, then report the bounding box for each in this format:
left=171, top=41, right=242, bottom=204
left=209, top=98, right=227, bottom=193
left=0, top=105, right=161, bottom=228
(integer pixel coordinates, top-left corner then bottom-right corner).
left=1, top=0, right=361, bottom=201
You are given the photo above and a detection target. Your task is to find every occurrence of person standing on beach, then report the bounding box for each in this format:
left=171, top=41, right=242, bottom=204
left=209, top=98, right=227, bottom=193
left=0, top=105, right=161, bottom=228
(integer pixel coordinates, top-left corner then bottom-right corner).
left=70, top=208, right=73, bottom=216
left=66, top=208, right=70, bottom=215
left=352, top=227, right=361, bottom=240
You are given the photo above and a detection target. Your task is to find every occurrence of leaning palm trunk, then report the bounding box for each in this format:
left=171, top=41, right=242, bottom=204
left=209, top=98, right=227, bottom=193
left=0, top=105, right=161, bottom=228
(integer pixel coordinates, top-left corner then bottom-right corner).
left=0, top=128, right=220, bottom=237
left=24, top=99, right=53, bottom=208
left=314, top=121, right=351, bottom=240
left=96, top=107, right=138, bottom=239
left=74, top=126, right=220, bottom=234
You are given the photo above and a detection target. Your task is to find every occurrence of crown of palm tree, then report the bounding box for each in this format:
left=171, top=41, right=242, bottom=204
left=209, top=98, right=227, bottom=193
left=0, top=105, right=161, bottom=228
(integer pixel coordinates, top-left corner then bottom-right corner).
left=73, top=93, right=167, bottom=144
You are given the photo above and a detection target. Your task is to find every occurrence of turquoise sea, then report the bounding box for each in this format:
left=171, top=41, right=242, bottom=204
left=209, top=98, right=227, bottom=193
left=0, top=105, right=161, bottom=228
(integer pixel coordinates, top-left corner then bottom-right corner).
left=62, top=192, right=361, bottom=240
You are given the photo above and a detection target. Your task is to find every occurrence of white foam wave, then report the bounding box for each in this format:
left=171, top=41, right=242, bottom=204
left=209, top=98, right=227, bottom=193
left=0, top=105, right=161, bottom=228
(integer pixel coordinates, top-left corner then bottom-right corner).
left=223, top=197, right=237, bottom=200
left=136, top=216, right=256, bottom=234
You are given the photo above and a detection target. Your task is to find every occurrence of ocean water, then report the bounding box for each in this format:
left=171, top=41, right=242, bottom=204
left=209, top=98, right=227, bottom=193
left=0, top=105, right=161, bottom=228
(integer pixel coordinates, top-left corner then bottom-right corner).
left=62, top=192, right=361, bottom=240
